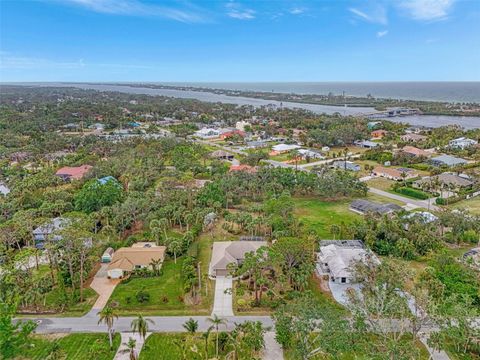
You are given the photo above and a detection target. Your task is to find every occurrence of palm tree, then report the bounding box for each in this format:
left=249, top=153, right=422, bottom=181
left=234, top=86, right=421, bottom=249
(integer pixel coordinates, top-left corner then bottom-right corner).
left=121, top=337, right=137, bottom=360
left=202, top=326, right=214, bottom=359
left=182, top=318, right=199, bottom=334
left=97, top=306, right=118, bottom=349
left=330, top=224, right=340, bottom=240
left=149, top=258, right=162, bottom=276
left=131, top=314, right=154, bottom=341
left=207, top=314, right=227, bottom=358
left=167, top=238, right=181, bottom=263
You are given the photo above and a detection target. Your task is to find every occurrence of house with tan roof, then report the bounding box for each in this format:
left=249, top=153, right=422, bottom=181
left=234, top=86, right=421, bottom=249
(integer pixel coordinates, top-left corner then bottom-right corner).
left=401, top=133, right=428, bottom=142
left=373, top=166, right=418, bottom=181
left=107, top=243, right=166, bottom=279
left=55, top=165, right=93, bottom=181
left=401, top=146, right=432, bottom=158
left=209, top=241, right=267, bottom=277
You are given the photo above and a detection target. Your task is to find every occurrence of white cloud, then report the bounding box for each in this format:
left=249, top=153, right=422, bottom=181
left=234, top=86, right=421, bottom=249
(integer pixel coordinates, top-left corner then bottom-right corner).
left=0, top=52, right=155, bottom=70
left=61, top=0, right=206, bottom=23
left=376, top=30, right=388, bottom=38
left=397, top=0, right=455, bottom=21
left=290, top=7, right=306, bottom=15
left=348, top=6, right=387, bottom=25
left=225, top=2, right=255, bottom=20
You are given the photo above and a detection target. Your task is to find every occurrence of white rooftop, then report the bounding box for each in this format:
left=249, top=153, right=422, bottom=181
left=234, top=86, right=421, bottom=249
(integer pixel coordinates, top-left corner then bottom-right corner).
left=272, top=144, right=301, bottom=152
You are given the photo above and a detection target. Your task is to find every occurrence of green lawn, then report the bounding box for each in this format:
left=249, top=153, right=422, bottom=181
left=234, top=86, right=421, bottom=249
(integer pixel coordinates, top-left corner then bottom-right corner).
left=293, top=197, right=361, bottom=239
left=18, top=333, right=120, bottom=360
left=451, top=196, right=480, bottom=215
left=108, top=258, right=208, bottom=315
left=139, top=333, right=222, bottom=360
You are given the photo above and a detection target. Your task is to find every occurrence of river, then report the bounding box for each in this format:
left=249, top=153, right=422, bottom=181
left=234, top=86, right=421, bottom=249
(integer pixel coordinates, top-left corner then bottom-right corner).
left=23, top=83, right=480, bottom=129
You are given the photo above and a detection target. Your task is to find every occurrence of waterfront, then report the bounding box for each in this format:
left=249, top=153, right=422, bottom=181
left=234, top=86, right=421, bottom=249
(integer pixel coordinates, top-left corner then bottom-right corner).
left=12, top=83, right=480, bottom=129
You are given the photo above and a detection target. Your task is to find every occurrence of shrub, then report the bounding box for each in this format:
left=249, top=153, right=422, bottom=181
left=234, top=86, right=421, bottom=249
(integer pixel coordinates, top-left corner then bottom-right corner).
left=136, top=289, right=150, bottom=303
left=394, top=187, right=429, bottom=200
left=237, top=298, right=247, bottom=307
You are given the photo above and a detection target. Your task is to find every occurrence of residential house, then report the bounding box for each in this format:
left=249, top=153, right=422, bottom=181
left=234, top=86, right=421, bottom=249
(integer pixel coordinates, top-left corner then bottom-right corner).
left=33, top=217, right=70, bottom=249
left=350, top=199, right=403, bottom=216
left=219, top=129, right=245, bottom=140
left=367, top=121, right=382, bottom=130
left=209, top=241, right=267, bottom=277
left=430, top=154, right=468, bottom=167
left=0, top=182, right=10, bottom=196
left=107, top=243, right=166, bottom=279
left=372, top=166, right=418, bottom=181
left=98, top=176, right=119, bottom=185
left=317, top=240, right=379, bottom=284
left=229, top=165, right=257, bottom=173
left=210, top=150, right=234, bottom=161
left=413, top=173, right=474, bottom=192
left=403, top=211, right=438, bottom=224
left=401, top=146, right=432, bottom=158
left=297, top=149, right=324, bottom=160
left=246, top=140, right=268, bottom=149
left=449, top=137, right=478, bottom=149
left=235, top=120, right=250, bottom=131
left=102, top=247, right=114, bottom=263
left=55, top=165, right=93, bottom=181
left=371, top=130, right=387, bottom=139
left=332, top=161, right=360, bottom=172
left=401, top=133, right=428, bottom=142
left=271, top=144, right=301, bottom=153
left=355, top=140, right=380, bottom=149
left=194, top=128, right=220, bottom=139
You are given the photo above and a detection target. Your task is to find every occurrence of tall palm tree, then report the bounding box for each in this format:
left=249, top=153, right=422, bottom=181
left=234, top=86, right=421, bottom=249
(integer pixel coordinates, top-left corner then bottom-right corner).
left=202, top=326, right=214, bottom=359
left=130, top=314, right=154, bottom=341
left=97, top=306, right=118, bottom=349
left=149, top=258, right=162, bottom=276
left=207, top=314, right=227, bottom=358
left=182, top=318, right=198, bottom=334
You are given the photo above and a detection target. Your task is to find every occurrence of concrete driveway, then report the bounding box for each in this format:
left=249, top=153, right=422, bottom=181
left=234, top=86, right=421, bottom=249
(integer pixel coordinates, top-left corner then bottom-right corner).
left=212, top=276, right=234, bottom=316
left=89, top=264, right=120, bottom=312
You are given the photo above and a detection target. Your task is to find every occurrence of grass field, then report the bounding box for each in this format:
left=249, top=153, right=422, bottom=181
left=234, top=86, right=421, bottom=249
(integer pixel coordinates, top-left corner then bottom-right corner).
left=108, top=258, right=208, bottom=316
left=18, top=333, right=120, bottom=360
left=293, top=197, right=361, bottom=238
left=139, top=333, right=224, bottom=360
left=451, top=196, right=480, bottom=215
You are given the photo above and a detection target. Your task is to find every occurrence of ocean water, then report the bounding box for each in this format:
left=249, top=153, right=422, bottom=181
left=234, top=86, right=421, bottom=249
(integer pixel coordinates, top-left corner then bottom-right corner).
left=161, top=82, right=480, bottom=103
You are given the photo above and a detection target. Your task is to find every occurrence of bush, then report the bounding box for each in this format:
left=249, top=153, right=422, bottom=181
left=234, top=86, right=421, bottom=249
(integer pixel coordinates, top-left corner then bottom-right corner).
left=394, top=187, right=429, bottom=200
left=237, top=298, right=247, bottom=307
left=135, top=289, right=150, bottom=303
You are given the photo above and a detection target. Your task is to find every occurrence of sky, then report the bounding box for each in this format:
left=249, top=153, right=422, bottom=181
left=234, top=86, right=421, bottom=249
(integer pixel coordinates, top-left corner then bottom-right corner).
left=1, top=0, right=479, bottom=82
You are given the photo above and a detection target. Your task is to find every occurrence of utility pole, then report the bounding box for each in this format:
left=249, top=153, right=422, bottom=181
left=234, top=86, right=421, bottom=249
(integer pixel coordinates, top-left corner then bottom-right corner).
left=198, top=261, right=202, bottom=292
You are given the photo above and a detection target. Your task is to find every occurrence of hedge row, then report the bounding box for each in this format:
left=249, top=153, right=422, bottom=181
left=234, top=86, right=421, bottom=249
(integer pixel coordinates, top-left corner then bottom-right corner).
left=394, top=187, right=430, bottom=200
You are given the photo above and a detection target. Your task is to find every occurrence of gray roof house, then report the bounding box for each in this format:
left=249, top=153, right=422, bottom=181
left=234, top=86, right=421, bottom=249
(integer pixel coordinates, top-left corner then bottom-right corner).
left=430, top=154, right=468, bottom=167
left=413, top=173, right=474, bottom=190
left=33, top=217, right=70, bottom=249
left=209, top=241, right=267, bottom=277
left=317, top=240, right=380, bottom=284
left=350, top=199, right=403, bottom=216
left=333, top=161, right=361, bottom=171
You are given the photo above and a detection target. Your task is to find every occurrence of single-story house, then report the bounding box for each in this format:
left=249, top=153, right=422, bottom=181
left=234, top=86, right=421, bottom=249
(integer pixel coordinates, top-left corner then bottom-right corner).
left=372, top=166, right=418, bottom=181
left=102, top=247, right=114, bottom=263
left=332, top=161, right=360, bottom=172
left=209, top=241, right=267, bottom=277
left=55, top=165, right=93, bottom=181
left=235, top=120, right=250, bottom=131
left=194, top=128, right=220, bottom=139
left=355, top=140, right=380, bottom=149
left=413, top=173, right=474, bottom=191
left=371, top=130, right=387, bottom=139
left=297, top=149, right=324, bottom=160
left=229, top=165, right=257, bottom=173
left=401, top=133, right=428, bottom=142
left=246, top=140, right=268, bottom=149
left=430, top=154, right=468, bottom=167
left=271, top=144, right=301, bottom=153
left=350, top=199, right=403, bottom=216
left=401, top=146, right=432, bottom=158
left=317, top=240, right=380, bottom=284
left=210, top=150, right=234, bottom=161
left=98, top=176, right=118, bottom=185
left=107, top=243, right=166, bottom=279
left=219, top=129, right=246, bottom=140
left=0, top=182, right=10, bottom=196
left=367, top=121, right=382, bottom=130
left=449, top=137, right=478, bottom=149
left=33, top=217, right=70, bottom=249
left=403, top=211, right=438, bottom=224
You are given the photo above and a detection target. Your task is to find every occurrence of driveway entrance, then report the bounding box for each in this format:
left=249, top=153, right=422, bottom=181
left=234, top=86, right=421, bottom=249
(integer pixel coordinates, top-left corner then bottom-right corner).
left=212, top=276, right=234, bottom=316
